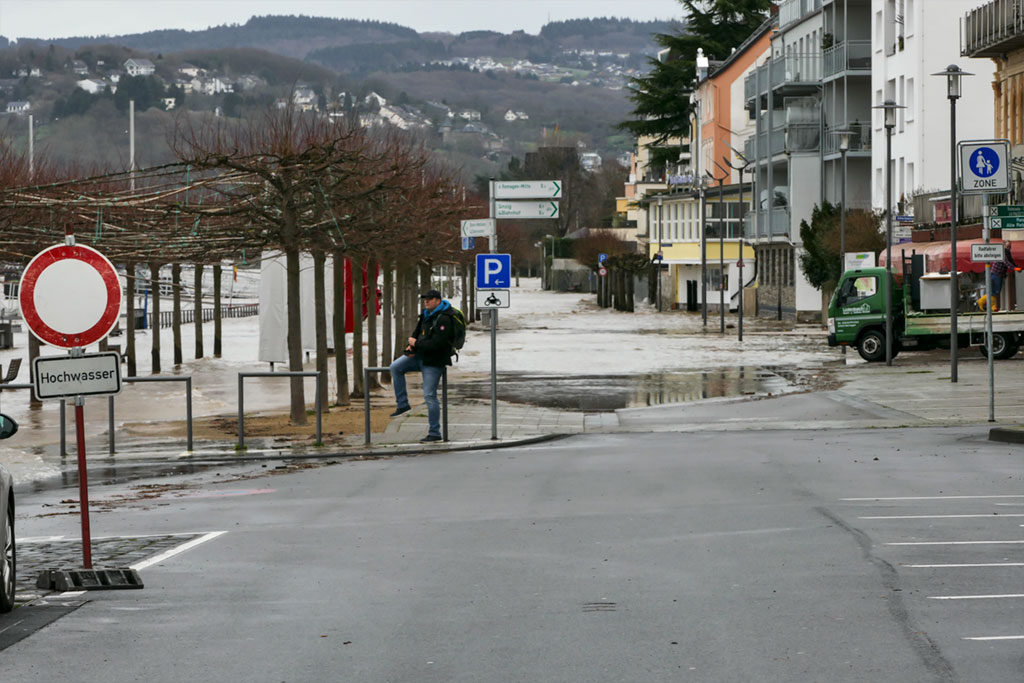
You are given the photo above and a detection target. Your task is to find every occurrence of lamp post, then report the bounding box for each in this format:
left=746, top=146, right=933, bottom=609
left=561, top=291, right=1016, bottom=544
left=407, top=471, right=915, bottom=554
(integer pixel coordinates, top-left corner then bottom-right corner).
left=932, top=64, right=972, bottom=383
left=710, top=164, right=730, bottom=333
left=874, top=99, right=905, bottom=366
left=724, top=148, right=753, bottom=342
left=699, top=175, right=709, bottom=326
left=831, top=129, right=854, bottom=357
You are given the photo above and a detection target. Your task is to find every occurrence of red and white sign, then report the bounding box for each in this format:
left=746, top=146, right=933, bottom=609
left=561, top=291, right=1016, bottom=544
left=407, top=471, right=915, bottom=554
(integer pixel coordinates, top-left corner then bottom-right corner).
left=19, top=244, right=122, bottom=348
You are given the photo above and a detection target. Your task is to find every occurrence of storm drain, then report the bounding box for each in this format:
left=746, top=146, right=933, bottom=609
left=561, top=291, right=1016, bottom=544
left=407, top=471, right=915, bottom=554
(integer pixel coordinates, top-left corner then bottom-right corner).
left=582, top=602, right=617, bottom=612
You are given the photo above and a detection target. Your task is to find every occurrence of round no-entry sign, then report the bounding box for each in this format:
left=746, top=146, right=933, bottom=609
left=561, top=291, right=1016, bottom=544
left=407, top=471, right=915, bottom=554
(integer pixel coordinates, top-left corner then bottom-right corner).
left=19, top=244, right=122, bottom=348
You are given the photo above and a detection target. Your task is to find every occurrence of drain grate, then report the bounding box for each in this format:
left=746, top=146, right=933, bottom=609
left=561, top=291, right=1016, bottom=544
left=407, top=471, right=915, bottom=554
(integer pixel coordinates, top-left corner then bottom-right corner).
left=582, top=602, right=617, bottom=612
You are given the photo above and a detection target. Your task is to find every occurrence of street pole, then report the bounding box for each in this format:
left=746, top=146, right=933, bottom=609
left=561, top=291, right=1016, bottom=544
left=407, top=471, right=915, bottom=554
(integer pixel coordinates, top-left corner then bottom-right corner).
left=875, top=100, right=901, bottom=366
left=934, top=64, right=971, bottom=383
left=657, top=195, right=664, bottom=312
left=984, top=193, right=994, bottom=422
left=840, top=136, right=849, bottom=358
left=700, top=181, right=708, bottom=326
left=488, top=178, right=497, bottom=440
left=718, top=177, right=725, bottom=333
left=724, top=150, right=752, bottom=342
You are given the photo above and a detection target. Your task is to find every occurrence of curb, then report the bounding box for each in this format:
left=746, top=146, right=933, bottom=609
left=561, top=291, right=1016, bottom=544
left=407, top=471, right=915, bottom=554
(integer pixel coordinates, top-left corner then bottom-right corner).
left=988, top=427, right=1024, bottom=445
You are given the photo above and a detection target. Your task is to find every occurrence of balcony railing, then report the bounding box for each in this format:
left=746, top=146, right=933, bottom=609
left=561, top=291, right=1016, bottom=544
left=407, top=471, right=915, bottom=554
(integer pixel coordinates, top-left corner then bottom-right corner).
left=823, top=122, right=872, bottom=155
left=963, top=0, right=1024, bottom=58
left=786, top=123, right=820, bottom=153
left=770, top=53, right=822, bottom=88
left=745, top=62, right=769, bottom=101
left=779, top=0, right=823, bottom=27
left=744, top=207, right=791, bottom=239
left=823, top=40, right=872, bottom=78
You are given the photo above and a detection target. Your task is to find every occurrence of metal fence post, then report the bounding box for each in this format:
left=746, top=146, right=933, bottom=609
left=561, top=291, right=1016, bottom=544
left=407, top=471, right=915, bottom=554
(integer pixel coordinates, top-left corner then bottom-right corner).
left=185, top=376, right=193, bottom=451
left=364, top=368, right=371, bottom=445
left=442, top=367, right=448, bottom=442
left=60, top=399, right=66, bottom=456
left=315, top=371, right=322, bottom=445
left=237, top=373, right=244, bottom=450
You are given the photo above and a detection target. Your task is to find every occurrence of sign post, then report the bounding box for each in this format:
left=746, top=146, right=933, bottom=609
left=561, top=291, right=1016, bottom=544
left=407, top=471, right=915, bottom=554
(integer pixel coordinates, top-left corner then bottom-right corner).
left=959, top=139, right=1011, bottom=422
left=477, top=252, right=511, bottom=441
left=20, top=233, right=122, bottom=569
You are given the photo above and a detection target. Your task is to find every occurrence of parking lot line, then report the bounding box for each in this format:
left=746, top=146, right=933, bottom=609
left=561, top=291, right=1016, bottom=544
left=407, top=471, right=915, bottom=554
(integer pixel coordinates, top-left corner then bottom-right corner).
left=130, top=531, right=227, bottom=571
left=903, top=562, right=1024, bottom=568
left=929, top=594, right=1024, bottom=600
left=860, top=514, right=1024, bottom=520
left=886, top=540, right=1024, bottom=546
left=841, top=495, right=1024, bottom=501
left=963, top=636, right=1024, bottom=641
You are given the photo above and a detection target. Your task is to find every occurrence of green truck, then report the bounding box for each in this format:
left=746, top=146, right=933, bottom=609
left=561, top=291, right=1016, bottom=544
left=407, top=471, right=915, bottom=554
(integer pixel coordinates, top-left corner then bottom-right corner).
left=827, top=263, right=1024, bottom=362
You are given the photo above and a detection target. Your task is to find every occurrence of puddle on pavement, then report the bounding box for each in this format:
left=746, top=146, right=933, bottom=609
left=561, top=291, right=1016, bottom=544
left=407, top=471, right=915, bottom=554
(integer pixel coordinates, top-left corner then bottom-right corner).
left=453, top=367, right=794, bottom=411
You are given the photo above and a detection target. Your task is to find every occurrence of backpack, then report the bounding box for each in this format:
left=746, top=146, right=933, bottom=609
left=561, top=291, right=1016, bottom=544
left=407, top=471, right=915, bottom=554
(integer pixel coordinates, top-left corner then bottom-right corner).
left=448, top=306, right=467, bottom=355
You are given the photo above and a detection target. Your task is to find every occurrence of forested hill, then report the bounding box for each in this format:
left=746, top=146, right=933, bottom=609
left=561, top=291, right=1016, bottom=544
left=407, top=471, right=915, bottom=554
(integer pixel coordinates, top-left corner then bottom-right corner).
left=8, top=15, right=679, bottom=64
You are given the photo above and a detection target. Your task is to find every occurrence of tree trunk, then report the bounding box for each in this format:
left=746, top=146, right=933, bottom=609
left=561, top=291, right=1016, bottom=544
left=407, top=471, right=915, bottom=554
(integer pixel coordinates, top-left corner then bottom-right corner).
left=626, top=272, right=635, bottom=312
left=460, top=264, right=468, bottom=316
left=469, top=263, right=477, bottom=322
left=393, top=264, right=406, bottom=362
left=125, top=261, right=136, bottom=377
left=213, top=264, right=222, bottom=357
left=285, top=245, right=307, bottom=425
left=150, top=263, right=161, bottom=373
left=351, top=258, right=365, bottom=398
left=419, top=261, right=432, bottom=296
left=380, top=257, right=392, bottom=382
left=171, top=263, right=182, bottom=365
left=366, top=259, right=380, bottom=389
left=194, top=263, right=204, bottom=358
left=332, top=251, right=350, bottom=406
left=313, top=250, right=329, bottom=411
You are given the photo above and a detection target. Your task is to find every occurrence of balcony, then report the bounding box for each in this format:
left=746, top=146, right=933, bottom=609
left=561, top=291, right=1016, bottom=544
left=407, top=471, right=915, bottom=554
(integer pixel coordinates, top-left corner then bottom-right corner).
left=770, top=53, right=822, bottom=95
left=823, top=122, right=872, bottom=156
left=963, top=0, right=1024, bottom=58
left=744, top=207, right=791, bottom=239
left=823, top=40, right=872, bottom=79
left=779, top=0, right=823, bottom=28
left=744, top=62, right=770, bottom=103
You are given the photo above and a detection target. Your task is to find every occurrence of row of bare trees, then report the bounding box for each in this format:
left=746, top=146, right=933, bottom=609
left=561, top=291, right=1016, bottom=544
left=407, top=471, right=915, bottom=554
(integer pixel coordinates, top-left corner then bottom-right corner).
left=0, top=106, right=494, bottom=424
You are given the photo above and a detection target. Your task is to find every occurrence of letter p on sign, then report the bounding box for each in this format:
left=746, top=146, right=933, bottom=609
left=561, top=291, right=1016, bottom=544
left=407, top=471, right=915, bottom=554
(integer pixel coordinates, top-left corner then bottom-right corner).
left=476, top=253, right=512, bottom=289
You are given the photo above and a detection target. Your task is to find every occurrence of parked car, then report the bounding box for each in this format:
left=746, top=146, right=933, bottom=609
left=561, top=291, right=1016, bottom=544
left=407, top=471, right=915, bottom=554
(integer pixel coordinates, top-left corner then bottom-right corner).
left=1, top=413, right=18, bottom=613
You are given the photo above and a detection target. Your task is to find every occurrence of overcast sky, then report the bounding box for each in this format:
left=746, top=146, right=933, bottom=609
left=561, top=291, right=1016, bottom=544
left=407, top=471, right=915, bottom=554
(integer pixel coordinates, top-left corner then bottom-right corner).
left=0, top=0, right=685, bottom=40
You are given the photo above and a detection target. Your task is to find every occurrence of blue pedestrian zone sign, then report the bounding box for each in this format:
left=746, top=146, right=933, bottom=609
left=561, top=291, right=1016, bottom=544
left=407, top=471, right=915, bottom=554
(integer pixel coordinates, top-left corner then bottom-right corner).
left=476, top=253, right=512, bottom=289
left=960, top=140, right=1010, bottom=194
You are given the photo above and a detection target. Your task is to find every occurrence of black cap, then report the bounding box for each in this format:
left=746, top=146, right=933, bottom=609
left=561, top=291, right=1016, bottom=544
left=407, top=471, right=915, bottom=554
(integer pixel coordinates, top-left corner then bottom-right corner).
left=420, top=289, right=443, bottom=299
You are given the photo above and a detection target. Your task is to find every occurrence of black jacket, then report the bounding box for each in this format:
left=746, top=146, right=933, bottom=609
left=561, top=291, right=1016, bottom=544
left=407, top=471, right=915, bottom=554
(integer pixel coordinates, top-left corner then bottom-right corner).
left=411, top=304, right=456, bottom=367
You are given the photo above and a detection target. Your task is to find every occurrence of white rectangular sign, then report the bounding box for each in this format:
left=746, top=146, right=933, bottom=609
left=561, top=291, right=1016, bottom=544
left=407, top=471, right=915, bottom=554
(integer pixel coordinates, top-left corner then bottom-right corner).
left=33, top=352, right=122, bottom=400
left=494, top=180, right=562, bottom=199
left=476, top=289, right=510, bottom=309
left=960, top=140, right=1010, bottom=194
left=461, top=218, right=495, bottom=237
left=495, top=200, right=559, bottom=219
left=971, top=243, right=1005, bottom=263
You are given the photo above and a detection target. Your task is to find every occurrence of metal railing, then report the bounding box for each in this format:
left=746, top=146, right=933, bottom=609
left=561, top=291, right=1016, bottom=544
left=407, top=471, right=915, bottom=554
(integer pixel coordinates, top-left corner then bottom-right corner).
left=139, top=303, right=259, bottom=330
left=237, top=371, right=322, bottom=449
left=963, top=0, right=1024, bottom=57
left=823, top=122, right=873, bottom=155
left=363, top=366, right=448, bottom=445
left=823, top=40, right=872, bottom=77
left=109, top=376, right=193, bottom=454
left=770, top=52, right=822, bottom=88
left=779, top=0, right=823, bottom=27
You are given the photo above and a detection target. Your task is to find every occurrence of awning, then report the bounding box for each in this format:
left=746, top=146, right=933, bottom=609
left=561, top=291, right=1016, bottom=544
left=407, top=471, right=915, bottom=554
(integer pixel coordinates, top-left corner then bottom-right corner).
left=878, top=238, right=1020, bottom=274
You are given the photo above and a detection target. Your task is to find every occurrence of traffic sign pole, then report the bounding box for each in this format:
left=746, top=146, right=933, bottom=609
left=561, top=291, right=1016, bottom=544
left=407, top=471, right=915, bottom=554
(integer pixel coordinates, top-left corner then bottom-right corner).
left=488, top=180, right=498, bottom=441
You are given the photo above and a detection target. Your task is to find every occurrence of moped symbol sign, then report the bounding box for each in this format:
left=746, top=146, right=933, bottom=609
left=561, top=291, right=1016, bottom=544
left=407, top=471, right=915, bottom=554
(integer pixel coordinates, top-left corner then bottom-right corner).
left=960, top=140, right=1010, bottom=195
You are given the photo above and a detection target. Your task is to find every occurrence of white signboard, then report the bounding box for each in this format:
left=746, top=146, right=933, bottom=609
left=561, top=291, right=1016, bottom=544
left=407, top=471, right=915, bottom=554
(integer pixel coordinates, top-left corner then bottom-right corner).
left=495, top=200, right=559, bottom=219
left=476, top=289, right=510, bottom=309
left=461, top=218, right=495, bottom=238
left=494, top=180, right=562, bottom=199
left=960, top=140, right=1010, bottom=195
left=845, top=252, right=876, bottom=271
left=33, top=352, right=122, bottom=400
left=971, top=243, right=1005, bottom=263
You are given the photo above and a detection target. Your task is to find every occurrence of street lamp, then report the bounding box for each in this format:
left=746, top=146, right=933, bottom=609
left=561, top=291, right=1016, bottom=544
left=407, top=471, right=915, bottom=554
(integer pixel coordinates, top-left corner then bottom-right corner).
left=932, top=64, right=973, bottom=383
left=724, top=147, right=753, bottom=342
left=831, top=128, right=854, bottom=357
left=874, top=99, right=905, bottom=366
left=711, top=163, right=730, bottom=333
left=657, top=194, right=664, bottom=312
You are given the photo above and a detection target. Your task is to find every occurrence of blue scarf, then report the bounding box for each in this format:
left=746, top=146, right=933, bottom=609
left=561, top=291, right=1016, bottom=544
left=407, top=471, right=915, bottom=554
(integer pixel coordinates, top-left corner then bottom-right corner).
left=424, top=299, right=451, bottom=319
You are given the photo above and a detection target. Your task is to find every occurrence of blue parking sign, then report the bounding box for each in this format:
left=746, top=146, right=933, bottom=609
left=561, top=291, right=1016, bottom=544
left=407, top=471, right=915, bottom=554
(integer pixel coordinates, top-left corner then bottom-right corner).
left=476, top=253, right=511, bottom=289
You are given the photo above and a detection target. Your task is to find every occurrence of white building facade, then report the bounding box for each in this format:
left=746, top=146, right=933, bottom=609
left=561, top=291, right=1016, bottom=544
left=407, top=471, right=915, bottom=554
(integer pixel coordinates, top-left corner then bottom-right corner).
left=870, top=0, right=995, bottom=215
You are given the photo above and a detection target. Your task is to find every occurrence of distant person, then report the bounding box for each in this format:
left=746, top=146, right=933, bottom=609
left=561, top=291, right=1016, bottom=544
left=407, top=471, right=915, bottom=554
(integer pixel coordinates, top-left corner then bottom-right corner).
left=389, top=289, right=457, bottom=443
left=990, top=241, right=1019, bottom=307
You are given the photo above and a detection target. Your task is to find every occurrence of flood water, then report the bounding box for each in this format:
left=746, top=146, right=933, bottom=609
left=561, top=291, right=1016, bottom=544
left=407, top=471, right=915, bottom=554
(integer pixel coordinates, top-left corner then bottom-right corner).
left=454, top=366, right=799, bottom=411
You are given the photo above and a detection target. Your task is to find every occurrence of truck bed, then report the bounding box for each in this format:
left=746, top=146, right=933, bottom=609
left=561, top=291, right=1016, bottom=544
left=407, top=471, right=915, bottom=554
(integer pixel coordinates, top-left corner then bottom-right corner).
left=904, top=310, right=1024, bottom=336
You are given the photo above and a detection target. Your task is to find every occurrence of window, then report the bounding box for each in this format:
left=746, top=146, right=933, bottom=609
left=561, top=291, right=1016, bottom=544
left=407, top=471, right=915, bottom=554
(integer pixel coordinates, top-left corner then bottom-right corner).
left=709, top=265, right=728, bottom=291
left=905, top=77, right=914, bottom=122
left=837, top=276, right=878, bottom=307
left=898, top=76, right=905, bottom=132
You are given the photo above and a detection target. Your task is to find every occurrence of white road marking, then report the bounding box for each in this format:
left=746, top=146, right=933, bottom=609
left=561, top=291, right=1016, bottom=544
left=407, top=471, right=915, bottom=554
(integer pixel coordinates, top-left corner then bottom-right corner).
left=860, top=514, right=1024, bottom=520
left=929, top=594, right=1024, bottom=600
left=130, top=530, right=227, bottom=571
left=963, top=635, right=1024, bottom=641
left=886, top=540, right=1024, bottom=546
left=842, top=495, right=1024, bottom=501
left=904, top=562, right=1024, bottom=568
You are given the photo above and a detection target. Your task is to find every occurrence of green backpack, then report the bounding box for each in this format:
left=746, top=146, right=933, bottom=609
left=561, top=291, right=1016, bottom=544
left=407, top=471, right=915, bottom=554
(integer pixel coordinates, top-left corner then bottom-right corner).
left=448, top=306, right=467, bottom=358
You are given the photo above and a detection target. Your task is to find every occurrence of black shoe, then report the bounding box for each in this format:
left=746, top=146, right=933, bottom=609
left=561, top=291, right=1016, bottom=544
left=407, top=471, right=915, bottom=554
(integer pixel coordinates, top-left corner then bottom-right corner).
left=389, top=405, right=411, bottom=417
left=419, top=434, right=443, bottom=443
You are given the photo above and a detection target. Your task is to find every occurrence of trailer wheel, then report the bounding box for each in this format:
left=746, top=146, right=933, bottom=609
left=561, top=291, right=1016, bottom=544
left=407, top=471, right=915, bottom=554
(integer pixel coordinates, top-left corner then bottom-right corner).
left=857, top=329, right=886, bottom=362
left=979, top=332, right=1019, bottom=360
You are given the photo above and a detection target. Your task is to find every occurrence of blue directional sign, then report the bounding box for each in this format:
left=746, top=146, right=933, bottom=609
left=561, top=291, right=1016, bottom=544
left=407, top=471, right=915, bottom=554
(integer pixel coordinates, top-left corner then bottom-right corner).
left=461, top=237, right=475, bottom=250
left=476, top=253, right=511, bottom=289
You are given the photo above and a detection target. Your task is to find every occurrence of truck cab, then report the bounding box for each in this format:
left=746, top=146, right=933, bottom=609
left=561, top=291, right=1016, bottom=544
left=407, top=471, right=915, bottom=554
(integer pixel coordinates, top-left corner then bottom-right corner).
left=827, top=268, right=896, bottom=362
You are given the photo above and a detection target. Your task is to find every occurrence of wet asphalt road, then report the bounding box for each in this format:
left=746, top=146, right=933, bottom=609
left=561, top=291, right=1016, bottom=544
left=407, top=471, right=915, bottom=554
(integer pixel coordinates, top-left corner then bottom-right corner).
left=2, top=417, right=1021, bottom=682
